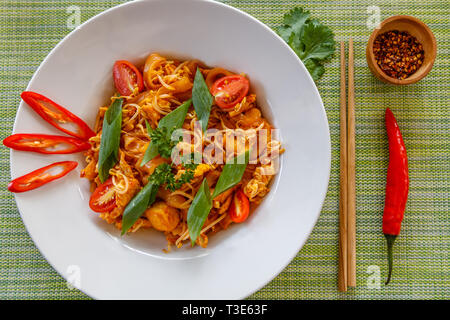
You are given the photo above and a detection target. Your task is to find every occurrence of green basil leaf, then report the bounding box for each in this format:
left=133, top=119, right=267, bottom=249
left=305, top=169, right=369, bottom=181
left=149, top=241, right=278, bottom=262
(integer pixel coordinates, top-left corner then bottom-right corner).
left=141, top=141, right=159, bottom=166
left=212, top=150, right=249, bottom=198
left=192, top=69, right=213, bottom=132
left=187, top=178, right=212, bottom=246
left=121, top=181, right=159, bottom=235
left=98, top=98, right=123, bottom=183
left=140, top=99, right=191, bottom=166
left=158, top=98, right=191, bottom=133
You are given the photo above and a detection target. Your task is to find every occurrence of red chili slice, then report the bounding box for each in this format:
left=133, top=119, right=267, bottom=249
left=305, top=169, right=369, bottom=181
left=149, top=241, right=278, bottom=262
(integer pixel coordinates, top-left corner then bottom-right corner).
left=228, top=189, right=250, bottom=223
left=3, top=134, right=90, bottom=154
left=21, top=91, right=95, bottom=140
left=210, top=75, right=250, bottom=110
left=8, top=161, right=78, bottom=193
left=89, top=178, right=117, bottom=213
left=113, top=60, right=144, bottom=96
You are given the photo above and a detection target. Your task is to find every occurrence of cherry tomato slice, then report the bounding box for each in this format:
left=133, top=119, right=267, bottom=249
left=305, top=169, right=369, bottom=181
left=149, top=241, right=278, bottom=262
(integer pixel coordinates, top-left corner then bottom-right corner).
left=8, top=161, right=78, bottom=193
left=21, top=91, right=95, bottom=140
left=89, top=178, right=117, bottom=213
left=228, top=189, right=250, bottom=223
left=3, top=134, right=90, bottom=154
left=210, top=75, right=249, bottom=110
left=113, top=60, right=144, bottom=96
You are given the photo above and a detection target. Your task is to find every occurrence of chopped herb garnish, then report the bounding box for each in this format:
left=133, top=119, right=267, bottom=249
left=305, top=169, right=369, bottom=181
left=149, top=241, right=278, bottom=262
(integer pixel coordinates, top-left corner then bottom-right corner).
left=148, top=126, right=179, bottom=159
left=168, top=163, right=198, bottom=191
left=150, top=162, right=198, bottom=192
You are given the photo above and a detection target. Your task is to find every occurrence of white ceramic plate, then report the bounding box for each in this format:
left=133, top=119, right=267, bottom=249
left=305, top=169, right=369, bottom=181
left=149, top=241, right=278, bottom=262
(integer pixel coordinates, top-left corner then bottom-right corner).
left=11, top=0, right=330, bottom=299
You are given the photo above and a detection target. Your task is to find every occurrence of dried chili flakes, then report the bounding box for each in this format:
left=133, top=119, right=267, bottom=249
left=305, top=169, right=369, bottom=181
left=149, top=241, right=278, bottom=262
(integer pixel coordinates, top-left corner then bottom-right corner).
left=373, top=30, right=424, bottom=79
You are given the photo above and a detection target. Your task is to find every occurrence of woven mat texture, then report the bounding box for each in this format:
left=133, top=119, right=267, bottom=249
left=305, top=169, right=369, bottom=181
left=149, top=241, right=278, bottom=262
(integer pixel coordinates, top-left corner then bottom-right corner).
left=0, top=0, right=448, bottom=300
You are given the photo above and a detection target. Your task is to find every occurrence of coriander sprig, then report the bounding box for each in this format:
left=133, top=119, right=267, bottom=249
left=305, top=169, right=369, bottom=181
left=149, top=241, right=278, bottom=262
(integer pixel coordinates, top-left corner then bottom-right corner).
left=276, top=7, right=335, bottom=81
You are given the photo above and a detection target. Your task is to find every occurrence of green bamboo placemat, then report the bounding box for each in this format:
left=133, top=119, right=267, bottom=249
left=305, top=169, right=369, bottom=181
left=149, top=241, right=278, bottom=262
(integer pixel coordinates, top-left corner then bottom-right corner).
left=0, top=0, right=448, bottom=300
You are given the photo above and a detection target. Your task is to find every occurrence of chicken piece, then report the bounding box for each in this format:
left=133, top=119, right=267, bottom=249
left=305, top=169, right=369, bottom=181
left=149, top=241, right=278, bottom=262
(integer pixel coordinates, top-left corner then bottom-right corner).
left=116, top=178, right=140, bottom=208
left=123, top=135, right=147, bottom=154
left=157, top=187, right=190, bottom=209
left=100, top=178, right=140, bottom=223
left=80, top=159, right=96, bottom=181
left=145, top=201, right=180, bottom=232
left=143, top=53, right=167, bottom=89
left=229, top=94, right=256, bottom=117
left=118, top=151, right=135, bottom=177
left=102, top=177, right=140, bottom=223
left=237, top=108, right=263, bottom=128
left=141, top=103, right=161, bottom=127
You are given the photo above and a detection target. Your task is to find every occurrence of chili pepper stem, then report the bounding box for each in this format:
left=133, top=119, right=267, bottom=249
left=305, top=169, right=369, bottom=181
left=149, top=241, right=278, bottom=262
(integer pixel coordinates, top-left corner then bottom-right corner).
left=385, top=234, right=397, bottom=285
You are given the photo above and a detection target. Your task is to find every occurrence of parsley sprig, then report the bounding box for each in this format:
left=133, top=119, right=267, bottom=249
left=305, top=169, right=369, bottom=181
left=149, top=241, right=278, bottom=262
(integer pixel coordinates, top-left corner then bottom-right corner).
left=148, top=126, right=180, bottom=159
left=149, top=162, right=198, bottom=192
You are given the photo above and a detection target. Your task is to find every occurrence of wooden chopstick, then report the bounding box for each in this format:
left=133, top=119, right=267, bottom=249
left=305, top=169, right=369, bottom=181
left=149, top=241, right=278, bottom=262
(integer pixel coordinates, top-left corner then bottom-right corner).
left=347, top=38, right=356, bottom=287
left=338, top=41, right=348, bottom=292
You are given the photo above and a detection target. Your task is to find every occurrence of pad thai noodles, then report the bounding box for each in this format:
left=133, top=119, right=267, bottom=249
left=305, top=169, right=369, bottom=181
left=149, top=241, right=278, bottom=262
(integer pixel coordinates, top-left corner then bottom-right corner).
left=81, top=53, right=283, bottom=250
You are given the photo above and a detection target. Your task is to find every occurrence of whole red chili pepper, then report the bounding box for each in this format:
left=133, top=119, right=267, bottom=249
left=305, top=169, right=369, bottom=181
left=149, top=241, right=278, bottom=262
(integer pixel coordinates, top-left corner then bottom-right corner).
left=383, top=108, right=409, bottom=285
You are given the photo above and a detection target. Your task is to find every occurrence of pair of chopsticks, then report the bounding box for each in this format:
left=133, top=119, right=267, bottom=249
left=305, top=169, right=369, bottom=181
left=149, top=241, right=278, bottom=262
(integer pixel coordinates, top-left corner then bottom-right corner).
left=338, top=39, right=356, bottom=292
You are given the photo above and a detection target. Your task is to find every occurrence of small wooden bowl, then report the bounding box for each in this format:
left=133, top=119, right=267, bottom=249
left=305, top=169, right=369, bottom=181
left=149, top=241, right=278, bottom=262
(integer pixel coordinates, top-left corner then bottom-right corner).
left=366, top=15, right=437, bottom=85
